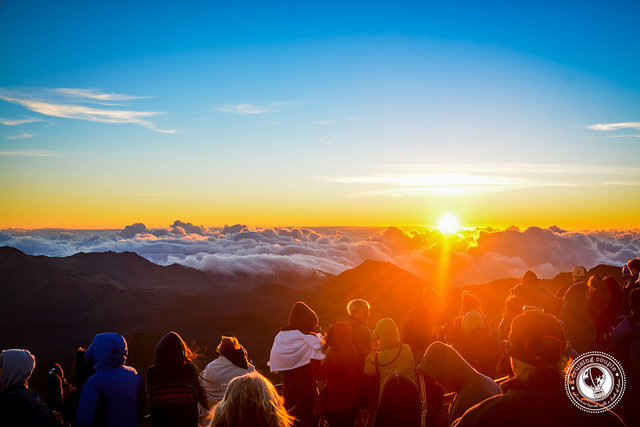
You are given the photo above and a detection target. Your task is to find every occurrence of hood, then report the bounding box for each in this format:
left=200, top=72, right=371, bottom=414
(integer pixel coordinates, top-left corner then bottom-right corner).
left=287, top=301, right=318, bottom=333
left=86, top=333, right=128, bottom=371
left=0, top=349, right=36, bottom=391
left=154, top=331, right=187, bottom=366
left=374, top=318, right=400, bottom=350
left=326, top=322, right=353, bottom=349
left=564, top=283, right=588, bottom=305
left=418, top=342, right=474, bottom=391
left=462, top=310, right=485, bottom=335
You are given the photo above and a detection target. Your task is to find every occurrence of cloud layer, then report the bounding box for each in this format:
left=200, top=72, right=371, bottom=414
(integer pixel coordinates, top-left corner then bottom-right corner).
left=2, top=221, right=638, bottom=288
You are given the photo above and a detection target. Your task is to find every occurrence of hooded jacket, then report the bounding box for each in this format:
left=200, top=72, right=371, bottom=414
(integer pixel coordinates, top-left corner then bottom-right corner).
left=364, top=318, right=415, bottom=399
left=75, top=333, right=145, bottom=427
left=0, top=349, right=44, bottom=426
left=418, top=342, right=501, bottom=425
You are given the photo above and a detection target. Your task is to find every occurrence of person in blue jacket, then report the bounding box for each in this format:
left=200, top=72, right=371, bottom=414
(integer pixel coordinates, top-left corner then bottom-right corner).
left=75, top=333, right=146, bottom=427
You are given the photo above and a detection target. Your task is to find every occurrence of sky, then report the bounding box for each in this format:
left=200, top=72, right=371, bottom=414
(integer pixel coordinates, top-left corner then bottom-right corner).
left=1, top=0, right=639, bottom=230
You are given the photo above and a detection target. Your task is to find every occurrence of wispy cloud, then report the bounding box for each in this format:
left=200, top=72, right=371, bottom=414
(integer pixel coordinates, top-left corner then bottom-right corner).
left=588, top=122, right=640, bottom=131
left=7, top=132, right=33, bottom=140
left=0, top=150, right=60, bottom=157
left=319, top=163, right=640, bottom=197
left=312, top=119, right=336, bottom=125
left=217, top=103, right=279, bottom=115
left=0, top=118, right=42, bottom=126
left=49, top=88, right=151, bottom=102
left=0, top=88, right=175, bottom=133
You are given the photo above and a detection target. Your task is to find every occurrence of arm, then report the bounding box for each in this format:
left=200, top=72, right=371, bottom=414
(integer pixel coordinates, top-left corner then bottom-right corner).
left=74, top=378, right=99, bottom=427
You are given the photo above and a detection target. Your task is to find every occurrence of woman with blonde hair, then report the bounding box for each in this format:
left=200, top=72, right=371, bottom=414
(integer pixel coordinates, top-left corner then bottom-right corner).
left=211, top=372, right=294, bottom=427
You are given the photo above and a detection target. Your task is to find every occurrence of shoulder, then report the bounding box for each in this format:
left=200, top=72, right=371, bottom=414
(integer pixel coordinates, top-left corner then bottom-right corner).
left=452, top=394, right=504, bottom=426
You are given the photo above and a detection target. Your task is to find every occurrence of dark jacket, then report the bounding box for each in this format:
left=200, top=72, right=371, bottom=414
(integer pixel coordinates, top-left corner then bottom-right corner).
left=147, top=332, right=206, bottom=427
left=75, top=333, right=146, bottom=427
left=452, top=376, right=626, bottom=427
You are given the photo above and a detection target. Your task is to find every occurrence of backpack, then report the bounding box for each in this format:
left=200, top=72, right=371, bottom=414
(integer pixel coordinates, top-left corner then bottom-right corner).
left=1, top=386, right=68, bottom=427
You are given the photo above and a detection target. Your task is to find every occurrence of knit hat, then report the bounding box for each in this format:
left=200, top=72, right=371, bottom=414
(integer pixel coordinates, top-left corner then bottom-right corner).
left=508, top=311, right=567, bottom=366
left=572, top=265, right=587, bottom=279
left=287, top=301, right=318, bottom=333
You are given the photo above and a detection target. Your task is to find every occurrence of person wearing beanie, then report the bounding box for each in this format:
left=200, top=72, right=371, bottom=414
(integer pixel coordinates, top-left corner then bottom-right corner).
left=75, top=333, right=146, bottom=427
left=452, top=311, right=625, bottom=427
left=269, top=301, right=325, bottom=427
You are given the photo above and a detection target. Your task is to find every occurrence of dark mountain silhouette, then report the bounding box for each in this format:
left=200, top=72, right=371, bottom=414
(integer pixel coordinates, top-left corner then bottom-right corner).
left=0, top=246, right=626, bottom=394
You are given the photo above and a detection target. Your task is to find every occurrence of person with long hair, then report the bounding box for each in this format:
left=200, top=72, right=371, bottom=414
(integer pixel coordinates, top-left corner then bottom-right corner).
left=211, top=372, right=294, bottom=427
left=146, top=331, right=208, bottom=427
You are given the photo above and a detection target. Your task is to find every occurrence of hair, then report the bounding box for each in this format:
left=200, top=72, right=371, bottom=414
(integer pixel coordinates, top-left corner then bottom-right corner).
left=211, top=372, right=294, bottom=427
left=347, top=299, right=370, bottom=316
left=627, top=258, right=640, bottom=274
left=217, top=336, right=241, bottom=356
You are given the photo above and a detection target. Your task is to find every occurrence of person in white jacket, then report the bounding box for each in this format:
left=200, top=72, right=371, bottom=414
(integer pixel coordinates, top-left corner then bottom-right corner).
left=199, top=337, right=254, bottom=427
left=269, top=301, right=325, bottom=427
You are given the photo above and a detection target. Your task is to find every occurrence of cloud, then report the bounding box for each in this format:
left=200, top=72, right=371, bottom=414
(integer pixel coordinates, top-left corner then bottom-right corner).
left=217, top=103, right=279, bottom=115
left=0, top=150, right=60, bottom=157
left=588, top=122, right=640, bottom=131
left=1, top=223, right=638, bottom=288
left=320, top=163, right=640, bottom=197
left=7, top=132, right=34, bottom=140
left=49, top=88, right=151, bottom=102
left=0, top=118, right=42, bottom=126
left=0, top=88, right=175, bottom=133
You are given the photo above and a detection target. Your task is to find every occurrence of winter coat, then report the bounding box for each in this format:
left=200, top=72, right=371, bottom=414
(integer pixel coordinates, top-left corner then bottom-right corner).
left=560, top=283, right=597, bottom=354
left=451, top=376, right=625, bottom=427
left=146, top=332, right=205, bottom=427
left=75, top=333, right=146, bottom=427
left=418, top=342, right=501, bottom=425
left=364, top=318, right=415, bottom=399
left=314, top=322, right=361, bottom=412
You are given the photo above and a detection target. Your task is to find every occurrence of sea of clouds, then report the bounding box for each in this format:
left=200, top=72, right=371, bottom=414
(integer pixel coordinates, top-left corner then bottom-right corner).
left=1, top=220, right=638, bottom=287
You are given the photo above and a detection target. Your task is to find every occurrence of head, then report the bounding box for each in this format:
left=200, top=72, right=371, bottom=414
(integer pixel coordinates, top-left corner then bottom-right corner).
left=0, top=349, right=36, bottom=392
left=287, top=301, right=318, bottom=333
left=212, top=372, right=294, bottom=427
left=73, top=347, right=94, bottom=389
left=86, top=333, right=128, bottom=371
left=374, top=318, right=401, bottom=350
left=347, top=299, right=370, bottom=324
left=325, top=322, right=353, bottom=351
left=462, top=310, right=485, bottom=335
left=418, top=287, right=445, bottom=312
left=460, top=291, right=481, bottom=315
left=587, top=275, right=604, bottom=292
left=571, top=266, right=587, bottom=283
left=520, top=270, right=538, bottom=288
left=418, top=342, right=474, bottom=392
left=507, top=311, right=569, bottom=382
left=217, top=336, right=249, bottom=369
left=154, top=331, right=191, bottom=366
left=628, top=258, right=640, bottom=278
left=375, top=374, right=421, bottom=427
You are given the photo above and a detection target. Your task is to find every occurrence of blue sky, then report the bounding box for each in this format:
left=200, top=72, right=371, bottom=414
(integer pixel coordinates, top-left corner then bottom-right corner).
left=1, top=0, right=639, bottom=229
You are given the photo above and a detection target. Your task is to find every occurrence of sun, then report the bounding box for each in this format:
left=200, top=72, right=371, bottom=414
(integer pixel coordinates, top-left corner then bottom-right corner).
left=438, top=214, right=460, bottom=234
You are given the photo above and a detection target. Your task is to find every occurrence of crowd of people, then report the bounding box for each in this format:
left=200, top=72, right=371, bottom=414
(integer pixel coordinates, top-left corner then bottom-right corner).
left=1, top=258, right=639, bottom=427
